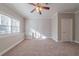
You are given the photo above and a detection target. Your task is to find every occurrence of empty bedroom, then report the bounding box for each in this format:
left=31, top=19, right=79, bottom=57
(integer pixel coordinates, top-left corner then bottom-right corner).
left=0, top=3, right=79, bottom=56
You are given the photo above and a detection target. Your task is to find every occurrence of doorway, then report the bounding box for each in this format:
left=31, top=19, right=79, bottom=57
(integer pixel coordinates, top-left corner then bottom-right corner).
left=61, top=18, right=73, bottom=42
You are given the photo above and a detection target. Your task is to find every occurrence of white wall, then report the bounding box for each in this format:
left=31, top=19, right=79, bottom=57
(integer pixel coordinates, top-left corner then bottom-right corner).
left=25, top=17, right=52, bottom=39
left=0, top=4, right=24, bottom=55
left=25, top=12, right=59, bottom=41
left=75, top=11, right=79, bottom=42
left=51, top=12, right=58, bottom=41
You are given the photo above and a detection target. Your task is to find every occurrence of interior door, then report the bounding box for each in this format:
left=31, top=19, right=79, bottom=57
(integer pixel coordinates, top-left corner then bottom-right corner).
left=61, top=18, right=73, bottom=42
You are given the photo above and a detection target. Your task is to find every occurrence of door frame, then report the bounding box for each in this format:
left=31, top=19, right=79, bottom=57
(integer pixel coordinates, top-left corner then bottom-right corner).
left=60, top=18, right=73, bottom=42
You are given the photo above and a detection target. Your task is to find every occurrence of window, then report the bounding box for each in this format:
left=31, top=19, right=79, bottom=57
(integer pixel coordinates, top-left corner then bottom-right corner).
left=30, top=28, right=47, bottom=40
left=11, top=19, right=20, bottom=33
left=0, top=14, right=20, bottom=34
left=0, top=14, right=11, bottom=34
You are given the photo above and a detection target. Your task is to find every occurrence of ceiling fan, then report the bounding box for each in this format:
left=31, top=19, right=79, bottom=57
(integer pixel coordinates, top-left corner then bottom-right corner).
left=29, top=3, right=50, bottom=15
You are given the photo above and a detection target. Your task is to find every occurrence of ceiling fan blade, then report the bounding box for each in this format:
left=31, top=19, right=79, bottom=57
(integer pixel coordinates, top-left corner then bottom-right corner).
left=29, top=3, right=36, bottom=6
left=37, top=3, right=40, bottom=5
left=42, top=6, right=50, bottom=10
left=39, top=10, right=42, bottom=15
left=45, top=3, right=49, bottom=5
left=31, top=8, right=36, bottom=13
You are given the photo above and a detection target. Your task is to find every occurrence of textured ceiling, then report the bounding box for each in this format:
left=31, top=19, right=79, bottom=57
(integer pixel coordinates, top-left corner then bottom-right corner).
left=5, top=3, right=79, bottom=19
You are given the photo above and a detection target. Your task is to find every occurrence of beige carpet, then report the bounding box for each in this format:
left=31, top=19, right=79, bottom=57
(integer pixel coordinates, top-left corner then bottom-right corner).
left=3, top=39, right=79, bottom=56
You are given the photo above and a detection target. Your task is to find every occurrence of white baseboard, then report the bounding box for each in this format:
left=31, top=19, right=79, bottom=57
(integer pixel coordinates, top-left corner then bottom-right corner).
left=0, top=39, right=24, bottom=56
left=74, top=41, right=79, bottom=43
left=25, top=35, right=32, bottom=39
left=47, top=37, right=58, bottom=42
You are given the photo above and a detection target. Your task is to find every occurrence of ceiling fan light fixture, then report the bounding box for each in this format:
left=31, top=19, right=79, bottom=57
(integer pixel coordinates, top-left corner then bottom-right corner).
left=29, top=3, right=50, bottom=15
left=36, top=7, right=39, bottom=12
left=39, top=7, right=43, bottom=11
left=36, top=6, right=43, bottom=11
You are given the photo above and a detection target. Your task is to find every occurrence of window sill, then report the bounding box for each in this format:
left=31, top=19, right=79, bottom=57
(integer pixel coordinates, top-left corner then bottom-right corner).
left=0, top=32, right=21, bottom=38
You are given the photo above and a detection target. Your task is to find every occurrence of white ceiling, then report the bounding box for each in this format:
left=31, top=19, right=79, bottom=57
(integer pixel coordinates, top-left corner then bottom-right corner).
left=5, top=3, right=79, bottom=19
